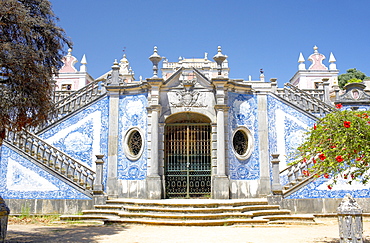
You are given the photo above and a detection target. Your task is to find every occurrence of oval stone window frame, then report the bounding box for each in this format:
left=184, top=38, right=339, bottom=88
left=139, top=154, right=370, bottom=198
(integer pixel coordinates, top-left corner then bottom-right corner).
left=231, top=126, right=253, bottom=160
left=124, top=127, right=144, bottom=161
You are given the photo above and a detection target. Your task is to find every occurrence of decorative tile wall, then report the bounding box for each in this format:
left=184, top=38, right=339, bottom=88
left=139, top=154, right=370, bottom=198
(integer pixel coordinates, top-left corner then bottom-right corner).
left=117, top=94, right=148, bottom=180
left=267, top=95, right=316, bottom=167
left=40, top=98, right=109, bottom=169
left=0, top=145, right=90, bottom=199
left=267, top=95, right=370, bottom=199
left=0, top=97, right=109, bottom=199
left=228, top=92, right=260, bottom=180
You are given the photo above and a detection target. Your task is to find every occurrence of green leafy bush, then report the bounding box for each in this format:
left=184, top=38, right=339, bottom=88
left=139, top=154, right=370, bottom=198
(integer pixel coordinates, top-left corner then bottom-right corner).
left=291, top=104, right=370, bottom=188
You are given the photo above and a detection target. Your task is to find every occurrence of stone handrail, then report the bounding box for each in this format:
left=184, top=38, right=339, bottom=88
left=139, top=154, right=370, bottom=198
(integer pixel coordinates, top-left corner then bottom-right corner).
left=30, top=80, right=106, bottom=133
left=5, top=129, right=95, bottom=195
left=276, top=83, right=335, bottom=117
left=54, top=90, right=75, bottom=102
left=279, top=157, right=316, bottom=197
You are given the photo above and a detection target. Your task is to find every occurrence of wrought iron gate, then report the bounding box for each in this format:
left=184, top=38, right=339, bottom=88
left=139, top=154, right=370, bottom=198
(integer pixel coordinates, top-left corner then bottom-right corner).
left=164, top=123, right=211, bottom=198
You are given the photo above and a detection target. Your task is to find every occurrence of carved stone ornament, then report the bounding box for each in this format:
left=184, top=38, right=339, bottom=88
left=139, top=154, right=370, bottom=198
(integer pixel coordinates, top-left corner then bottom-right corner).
left=170, top=78, right=206, bottom=108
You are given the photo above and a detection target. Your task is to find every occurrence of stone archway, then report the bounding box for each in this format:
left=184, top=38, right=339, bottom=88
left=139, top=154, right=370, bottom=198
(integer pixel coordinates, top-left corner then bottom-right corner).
left=164, top=112, right=211, bottom=198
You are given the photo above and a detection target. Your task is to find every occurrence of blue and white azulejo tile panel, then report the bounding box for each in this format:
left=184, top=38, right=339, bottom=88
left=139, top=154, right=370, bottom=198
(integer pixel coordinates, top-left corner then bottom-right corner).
left=287, top=175, right=370, bottom=199
left=227, top=92, right=260, bottom=180
left=267, top=95, right=316, bottom=168
left=39, top=97, right=109, bottom=170
left=118, top=94, right=148, bottom=180
left=0, top=145, right=90, bottom=199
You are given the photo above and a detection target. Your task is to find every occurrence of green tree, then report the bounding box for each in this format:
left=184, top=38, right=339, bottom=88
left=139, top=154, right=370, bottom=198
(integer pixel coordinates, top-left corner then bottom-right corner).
left=0, top=0, right=71, bottom=144
left=292, top=104, right=370, bottom=188
left=338, top=68, right=368, bottom=89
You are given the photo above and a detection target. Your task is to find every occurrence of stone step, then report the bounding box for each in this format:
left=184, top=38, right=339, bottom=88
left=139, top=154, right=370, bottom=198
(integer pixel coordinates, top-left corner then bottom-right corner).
left=59, top=198, right=316, bottom=226
left=121, top=204, right=280, bottom=214
left=103, top=218, right=270, bottom=226
left=105, top=198, right=269, bottom=208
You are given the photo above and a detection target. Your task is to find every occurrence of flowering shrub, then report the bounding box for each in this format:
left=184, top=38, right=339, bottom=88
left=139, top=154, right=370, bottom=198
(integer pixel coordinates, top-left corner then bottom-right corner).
left=292, top=105, right=370, bottom=187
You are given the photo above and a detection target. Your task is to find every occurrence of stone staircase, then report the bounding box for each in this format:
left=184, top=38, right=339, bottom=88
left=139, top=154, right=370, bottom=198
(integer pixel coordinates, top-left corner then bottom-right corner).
left=60, top=199, right=316, bottom=226
left=276, top=83, right=335, bottom=118
left=30, top=80, right=106, bottom=134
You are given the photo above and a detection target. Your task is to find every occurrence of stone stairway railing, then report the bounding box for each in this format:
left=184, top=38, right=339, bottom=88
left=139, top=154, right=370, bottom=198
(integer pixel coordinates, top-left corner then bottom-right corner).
left=276, top=83, right=335, bottom=117
left=271, top=154, right=316, bottom=198
left=30, top=80, right=106, bottom=133
left=5, top=129, right=95, bottom=197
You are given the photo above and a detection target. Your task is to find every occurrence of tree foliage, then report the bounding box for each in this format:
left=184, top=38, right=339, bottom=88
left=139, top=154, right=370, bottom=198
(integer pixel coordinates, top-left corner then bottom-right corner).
left=292, top=104, right=370, bottom=188
left=0, top=0, right=71, bottom=143
left=338, top=68, right=368, bottom=89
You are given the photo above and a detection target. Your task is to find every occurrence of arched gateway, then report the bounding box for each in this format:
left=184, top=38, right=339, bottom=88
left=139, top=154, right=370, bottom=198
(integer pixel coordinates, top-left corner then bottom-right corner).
left=164, top=112, right=212, bottom=198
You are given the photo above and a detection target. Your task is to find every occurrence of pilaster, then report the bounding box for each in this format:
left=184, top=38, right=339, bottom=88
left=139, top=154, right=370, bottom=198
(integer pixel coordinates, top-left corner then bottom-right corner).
left=212, top=77, right=230, bottom=199
left=257, top=94, right=271, bottom=196
left=146, top=77, right=163, bottom=199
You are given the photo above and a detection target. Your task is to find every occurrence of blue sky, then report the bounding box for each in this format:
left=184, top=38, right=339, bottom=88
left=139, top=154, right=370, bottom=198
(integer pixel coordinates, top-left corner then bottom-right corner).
left=49, top=0, right=370, bottom=87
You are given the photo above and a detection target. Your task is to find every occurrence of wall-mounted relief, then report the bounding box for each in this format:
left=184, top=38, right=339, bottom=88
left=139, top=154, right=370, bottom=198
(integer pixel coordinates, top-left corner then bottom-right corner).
left=170, top=78, right=207, bottom=109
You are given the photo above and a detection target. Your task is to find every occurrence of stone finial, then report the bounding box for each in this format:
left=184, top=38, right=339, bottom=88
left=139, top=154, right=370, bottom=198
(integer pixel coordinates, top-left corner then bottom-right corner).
left=80, top=54, right=87, bottom=72
left=213, top=46, right=228, bottom=76
left=298, top=52, right=306, bottom=70
left=67, top=48, right=72, bottom=56
left=313, top=45, right=318, bottom=53
left=329, top=52, right=337, bottom=70
left=149, top=46, right=162, bottom=78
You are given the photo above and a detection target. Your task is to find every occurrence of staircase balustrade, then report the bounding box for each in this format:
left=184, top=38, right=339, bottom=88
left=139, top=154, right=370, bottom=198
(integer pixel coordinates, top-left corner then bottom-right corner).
left=279, top=157, right=316, bottom=197
left=276, top=83, right=335, bottom=117
left=5, top=129, right=95, bottom=195
left=30, top=80, right=105, bottom=133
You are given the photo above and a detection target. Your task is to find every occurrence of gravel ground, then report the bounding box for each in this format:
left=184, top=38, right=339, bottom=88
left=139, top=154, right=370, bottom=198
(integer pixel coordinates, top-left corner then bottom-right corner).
left=5, top=218, right=370, bottom=243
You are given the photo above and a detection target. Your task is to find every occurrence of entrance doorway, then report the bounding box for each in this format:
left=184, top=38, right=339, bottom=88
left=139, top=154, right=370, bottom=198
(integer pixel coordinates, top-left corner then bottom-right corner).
left=164, top=113, right=211, bottom=198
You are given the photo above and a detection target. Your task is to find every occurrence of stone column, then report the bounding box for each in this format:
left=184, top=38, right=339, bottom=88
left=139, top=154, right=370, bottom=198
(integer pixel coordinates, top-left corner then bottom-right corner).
left=147, top=105, right=161, bottom=177
left=146, top=77, right=163, bottom=199
left=257, top=94, right=271, bottom=196
left=215, top=105, right=228, bottom=176
left=212, top=75, right=230, bottom=199
left=105, top=61, right=122, bottom=198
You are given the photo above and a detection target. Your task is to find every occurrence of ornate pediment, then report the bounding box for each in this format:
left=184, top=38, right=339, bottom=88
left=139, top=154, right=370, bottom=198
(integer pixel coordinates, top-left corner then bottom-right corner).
left=336, top=82, right=370, bottom=104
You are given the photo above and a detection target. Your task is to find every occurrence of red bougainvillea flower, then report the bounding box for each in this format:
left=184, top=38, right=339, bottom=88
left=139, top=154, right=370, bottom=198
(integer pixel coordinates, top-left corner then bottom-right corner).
left=336, top=155, right=344, bottom=162
left=324, top=173, right=330, bottom=179
left=319, top=153, right=326, bottom=160
left=330, top=145, right=337, bottom=149
left=343, top=121, right=351, bottom=128
left=312, top=159, right=317, bottom=164
left=302, top=158, right=307, bottom=163
left=327, top=185, right=332, bottom=190
left=335, top=103, right=343, bottom=109
left=313, top=123, right=317, bottom=130
left=363, top=113, right=369, bottom=119
left=343, top=174, right=348, bottom=179
left=302, top=170, right=310, bottom=176
left=356, top=157, right=362, bottom=161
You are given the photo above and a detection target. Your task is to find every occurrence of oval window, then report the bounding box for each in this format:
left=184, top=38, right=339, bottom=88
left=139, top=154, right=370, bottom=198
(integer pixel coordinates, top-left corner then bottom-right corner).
left=124, top=128, right=144, bottom=160
left=232, top=127, right=253, bottom=160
